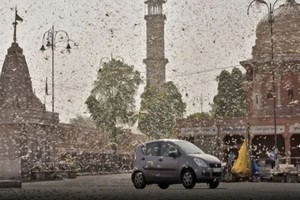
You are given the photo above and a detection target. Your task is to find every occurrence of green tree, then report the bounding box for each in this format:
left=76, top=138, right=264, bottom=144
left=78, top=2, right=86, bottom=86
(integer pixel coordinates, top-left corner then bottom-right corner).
left=138, top=82, right=186, bottom=139
left=186, top=112, right=211, bottom=121
left=85, top=59, right=142, bottom=143
left=213, top=67, right=246, bottom=118
left=231, top=67, right=247, bottom=116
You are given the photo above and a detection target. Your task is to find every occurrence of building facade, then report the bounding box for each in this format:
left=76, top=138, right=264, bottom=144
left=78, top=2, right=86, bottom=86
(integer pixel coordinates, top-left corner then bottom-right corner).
left=177, top=0, right=300, bottom=165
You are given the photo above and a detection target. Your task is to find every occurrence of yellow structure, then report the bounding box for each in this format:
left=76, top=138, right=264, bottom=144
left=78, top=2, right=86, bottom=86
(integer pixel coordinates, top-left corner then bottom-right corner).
left=231, top=139, right=252, bottom=176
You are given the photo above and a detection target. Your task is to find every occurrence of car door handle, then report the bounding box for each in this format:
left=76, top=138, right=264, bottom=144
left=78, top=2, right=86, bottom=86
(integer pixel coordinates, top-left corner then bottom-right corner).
left=141, top=157, right=145, bottom=160
left=158, top=158, right=163, bottom=162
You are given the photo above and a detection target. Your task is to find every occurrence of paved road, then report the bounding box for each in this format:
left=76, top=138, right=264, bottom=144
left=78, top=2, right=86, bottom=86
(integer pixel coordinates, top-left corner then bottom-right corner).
left=1, top=173, right=300, bottom=200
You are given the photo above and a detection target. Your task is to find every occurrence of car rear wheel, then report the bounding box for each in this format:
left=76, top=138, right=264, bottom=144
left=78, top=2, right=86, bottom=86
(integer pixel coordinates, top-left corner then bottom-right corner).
left=158, top=183, right=170, bottom=189
left=132, top=172, right=146, bottom=189
left=208, top=180, right=219, bottom=189
left=181, top=168, right=196, bottom=189
left=224, top=172, right=233, bottom=182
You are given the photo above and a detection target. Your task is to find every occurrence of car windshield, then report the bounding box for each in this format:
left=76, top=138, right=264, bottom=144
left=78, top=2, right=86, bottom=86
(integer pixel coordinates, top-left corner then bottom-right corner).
left=172, top=140, right=205, bottom=154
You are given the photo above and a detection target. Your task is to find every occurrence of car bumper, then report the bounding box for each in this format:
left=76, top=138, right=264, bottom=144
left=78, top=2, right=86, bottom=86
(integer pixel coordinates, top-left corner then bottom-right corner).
left=195, top=167, right=223, bottom=182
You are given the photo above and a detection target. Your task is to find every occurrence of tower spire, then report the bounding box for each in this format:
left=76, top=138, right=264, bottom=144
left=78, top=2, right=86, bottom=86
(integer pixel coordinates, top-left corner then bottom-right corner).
left=12, top=6, right=23, bottom=44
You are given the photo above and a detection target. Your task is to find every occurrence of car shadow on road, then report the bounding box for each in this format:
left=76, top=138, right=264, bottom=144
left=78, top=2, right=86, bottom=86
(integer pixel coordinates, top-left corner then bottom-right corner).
left=167, top=186, right=228, bottom=190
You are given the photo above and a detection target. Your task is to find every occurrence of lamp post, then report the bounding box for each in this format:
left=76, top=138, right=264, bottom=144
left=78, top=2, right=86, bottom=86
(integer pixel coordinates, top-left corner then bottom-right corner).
left=98, top=55, right=124, bottom=150
left=193, top=94, right=210, bottom=113
left=176, top=85, right=189, bottom=98
left=99, top=54, right=124, bottom=69
left=98, top=55, right=124, bottom=80
left=247, top=0, right=279, bottom=167
left=40, top=25, right=72, bottom=112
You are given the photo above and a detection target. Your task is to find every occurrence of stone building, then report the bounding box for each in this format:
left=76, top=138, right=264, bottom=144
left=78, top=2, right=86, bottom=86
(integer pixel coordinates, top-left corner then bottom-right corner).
left=0, top=18, right=60, bottom=179
left=177, top=0, right=300, bottom=165
left=144, top=0, right=168, bottom=86
left=241, top=0, right=300, bottom=164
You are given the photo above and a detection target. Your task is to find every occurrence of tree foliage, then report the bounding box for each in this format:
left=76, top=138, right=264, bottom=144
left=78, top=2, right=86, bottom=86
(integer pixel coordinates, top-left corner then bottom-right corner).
left=138, top=82, right=186, bottom=139
left=186, top=112, right=211, bottom=121
left=213, top=67, right=246, bottom=118
left=85, top=59, right=142, bottom=141
left=69, top=115, right=96, bottom=128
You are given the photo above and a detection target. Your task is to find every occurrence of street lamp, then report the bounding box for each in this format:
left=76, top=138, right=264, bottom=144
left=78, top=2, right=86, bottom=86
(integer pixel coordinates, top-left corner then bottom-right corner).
left=193, top=94, right=210, bottom=113
left=99, top=54, right=124, bottom=70
left=40, top=25, right=72, bottom=112
left=247, top=0, right=279, bottom=167
left=176, top=85, right=189, bottom=98
left=98, top=55, right=124, bottom=80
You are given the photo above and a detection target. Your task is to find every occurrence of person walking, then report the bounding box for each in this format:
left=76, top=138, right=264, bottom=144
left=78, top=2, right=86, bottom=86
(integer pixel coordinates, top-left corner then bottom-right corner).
left=268, top=148, right=276, bottom=169
left=228, top=151, right=236, bottom=166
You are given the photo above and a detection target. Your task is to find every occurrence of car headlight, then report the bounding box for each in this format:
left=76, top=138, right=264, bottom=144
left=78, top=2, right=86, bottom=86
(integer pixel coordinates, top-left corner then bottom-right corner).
left=194, top=158, right=208, bottom=167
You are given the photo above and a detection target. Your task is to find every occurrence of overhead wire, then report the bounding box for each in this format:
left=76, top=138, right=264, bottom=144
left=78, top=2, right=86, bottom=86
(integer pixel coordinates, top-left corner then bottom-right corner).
left=168, top=64, right=242, bottom=79
left=32, top=63, right=242, bottom=118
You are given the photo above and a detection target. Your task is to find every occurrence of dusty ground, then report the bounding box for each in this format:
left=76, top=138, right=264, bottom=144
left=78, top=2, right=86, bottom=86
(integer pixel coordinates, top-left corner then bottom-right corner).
left=0, top=173, right=300, bottom=200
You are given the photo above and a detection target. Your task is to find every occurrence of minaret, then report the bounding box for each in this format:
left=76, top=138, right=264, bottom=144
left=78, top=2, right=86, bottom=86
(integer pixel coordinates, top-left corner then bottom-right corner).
left=143, top=0, right=168, bottom=86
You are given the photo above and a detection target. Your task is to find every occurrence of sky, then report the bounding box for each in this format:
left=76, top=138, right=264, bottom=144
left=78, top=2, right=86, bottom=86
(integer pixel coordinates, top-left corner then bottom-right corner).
left=0, top=0, right=277, bottom=123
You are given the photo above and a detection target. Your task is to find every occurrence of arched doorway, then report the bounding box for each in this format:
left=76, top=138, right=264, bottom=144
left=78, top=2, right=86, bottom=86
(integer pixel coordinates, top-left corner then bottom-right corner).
left=251, top=135, right=285, bottom=160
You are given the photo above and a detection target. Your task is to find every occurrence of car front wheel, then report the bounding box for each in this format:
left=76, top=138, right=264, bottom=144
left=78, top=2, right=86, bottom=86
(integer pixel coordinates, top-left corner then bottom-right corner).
left=132, top=172, right=146, bottom=189
left=181, top=168, right=196, bottom=189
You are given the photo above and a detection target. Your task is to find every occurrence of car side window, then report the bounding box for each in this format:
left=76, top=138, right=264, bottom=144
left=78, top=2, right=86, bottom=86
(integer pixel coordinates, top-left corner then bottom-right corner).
left=143, top=142, right=160, bottom=156
left=161, top=142, right=178, bottom=157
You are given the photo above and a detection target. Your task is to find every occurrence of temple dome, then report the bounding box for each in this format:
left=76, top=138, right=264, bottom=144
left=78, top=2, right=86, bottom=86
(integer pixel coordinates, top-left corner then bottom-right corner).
left=252, top=0, right=300, bottom=60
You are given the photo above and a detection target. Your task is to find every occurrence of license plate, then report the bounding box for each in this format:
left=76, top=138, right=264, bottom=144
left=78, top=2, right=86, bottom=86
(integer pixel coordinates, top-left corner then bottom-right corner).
left=212, top=168, right=222, bottom=172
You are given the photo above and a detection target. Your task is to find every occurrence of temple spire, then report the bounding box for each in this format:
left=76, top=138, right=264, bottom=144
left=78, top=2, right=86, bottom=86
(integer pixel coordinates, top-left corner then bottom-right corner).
left=12, top=6, right=23, bottom=44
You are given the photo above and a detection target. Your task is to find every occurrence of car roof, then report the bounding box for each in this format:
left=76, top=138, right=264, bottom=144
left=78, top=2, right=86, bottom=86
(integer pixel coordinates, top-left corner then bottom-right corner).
left=143, top=138, right=185, bottom=144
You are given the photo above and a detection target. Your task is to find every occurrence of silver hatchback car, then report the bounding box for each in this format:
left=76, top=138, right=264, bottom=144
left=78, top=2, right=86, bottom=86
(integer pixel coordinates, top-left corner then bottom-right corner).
left=131, top=139, right=222, bottom=189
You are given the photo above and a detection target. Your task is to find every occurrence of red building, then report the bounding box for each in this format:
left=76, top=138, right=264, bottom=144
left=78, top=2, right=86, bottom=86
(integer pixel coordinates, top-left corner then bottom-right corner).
left=177, top=1, right=300, bottom=165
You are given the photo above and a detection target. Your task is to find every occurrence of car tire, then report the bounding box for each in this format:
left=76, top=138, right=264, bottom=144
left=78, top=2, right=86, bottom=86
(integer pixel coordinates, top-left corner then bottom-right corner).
left=208, top=180, right=219, bottom=189
left=181, top=168, right=196, bottom=189
left=132, top=171, right=146, bottom=189
left=158, top=183, right=170, bottom=189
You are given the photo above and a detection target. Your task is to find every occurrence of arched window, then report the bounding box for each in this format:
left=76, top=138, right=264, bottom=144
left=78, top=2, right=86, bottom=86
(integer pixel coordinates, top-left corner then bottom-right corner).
left=267, top=90, right=273, bottom=99
left=265, top=76, right=273, bottom=100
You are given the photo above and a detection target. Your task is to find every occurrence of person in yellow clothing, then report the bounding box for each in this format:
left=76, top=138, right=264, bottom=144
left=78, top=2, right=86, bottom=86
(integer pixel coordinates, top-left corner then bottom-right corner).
left=231, top=139, right=252, bottom=177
